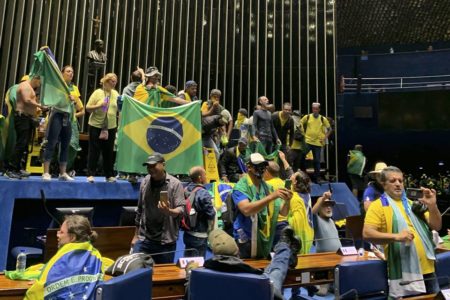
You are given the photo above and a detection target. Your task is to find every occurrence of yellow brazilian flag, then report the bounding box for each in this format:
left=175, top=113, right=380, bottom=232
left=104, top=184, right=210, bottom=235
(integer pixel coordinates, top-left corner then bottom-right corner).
left=116, top=96, right=203, bottom=174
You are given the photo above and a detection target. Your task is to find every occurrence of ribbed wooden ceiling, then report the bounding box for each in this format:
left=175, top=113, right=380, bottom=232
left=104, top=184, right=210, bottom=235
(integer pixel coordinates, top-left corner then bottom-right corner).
left=336, top=0, right=450, bottom=48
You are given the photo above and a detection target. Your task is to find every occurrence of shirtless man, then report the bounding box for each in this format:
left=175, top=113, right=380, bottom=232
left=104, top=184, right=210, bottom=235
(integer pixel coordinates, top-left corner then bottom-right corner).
left=7, top=76, right=46, bottom=179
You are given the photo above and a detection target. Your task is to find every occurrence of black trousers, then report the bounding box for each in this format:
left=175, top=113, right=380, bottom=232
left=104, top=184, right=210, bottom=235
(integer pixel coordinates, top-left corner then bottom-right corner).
left=87, top=126, right=117, bottom=178
left=11, top=113, right=34, bottom=171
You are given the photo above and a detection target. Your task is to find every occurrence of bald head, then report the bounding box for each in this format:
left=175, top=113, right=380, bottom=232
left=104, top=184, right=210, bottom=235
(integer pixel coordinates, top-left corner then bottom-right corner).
left=266, top=161, right=280, bottom=178
left=189, top=166, right=207, bottom=184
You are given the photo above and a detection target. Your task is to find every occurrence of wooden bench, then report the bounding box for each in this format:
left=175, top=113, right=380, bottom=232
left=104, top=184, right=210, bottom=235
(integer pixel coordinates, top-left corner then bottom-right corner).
left=44, top=226, right=135, bottom=262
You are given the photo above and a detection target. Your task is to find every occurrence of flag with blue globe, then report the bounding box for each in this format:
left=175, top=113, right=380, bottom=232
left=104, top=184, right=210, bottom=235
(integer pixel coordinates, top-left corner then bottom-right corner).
left=116, top=96, right=203, bottom=174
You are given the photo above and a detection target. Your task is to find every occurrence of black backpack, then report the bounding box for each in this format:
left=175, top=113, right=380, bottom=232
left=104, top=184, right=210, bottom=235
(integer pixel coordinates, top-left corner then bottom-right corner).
left=106, top=253, right=154, bottom=276
left=180, top=186, right=204, bottom=231
left=221, top=191, right=238, bottom=235
left=293, top=125, right=304, bottom=141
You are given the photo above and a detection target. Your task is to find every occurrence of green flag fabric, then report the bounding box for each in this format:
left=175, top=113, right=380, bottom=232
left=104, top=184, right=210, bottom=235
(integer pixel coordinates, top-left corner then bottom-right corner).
left=29, top=49, right=71, bottom=113
left=116, top=96, right=203, bottom=174
left=0, top=84, right=18, bottom=162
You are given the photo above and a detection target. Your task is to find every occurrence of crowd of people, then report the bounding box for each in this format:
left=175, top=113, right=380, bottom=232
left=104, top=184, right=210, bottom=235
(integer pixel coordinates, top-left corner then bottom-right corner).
left=3, top=61, right=449, bottom=299
left=2, top=61, right=335, bottom=185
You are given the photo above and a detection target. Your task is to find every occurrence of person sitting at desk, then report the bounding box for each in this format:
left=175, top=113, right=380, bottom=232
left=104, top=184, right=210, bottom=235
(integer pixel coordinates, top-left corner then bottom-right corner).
left=25, top=215, right=104, bottom=300
left=311, top=192, right=340, bottom=296
left=187, top=227, right=300, bottom=300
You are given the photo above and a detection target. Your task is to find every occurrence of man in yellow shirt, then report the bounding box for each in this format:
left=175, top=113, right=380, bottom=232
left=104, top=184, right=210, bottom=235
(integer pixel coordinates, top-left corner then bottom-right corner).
left=363, top=166, right=441, bottom=298
left=300, top=102, right=331, bottom=183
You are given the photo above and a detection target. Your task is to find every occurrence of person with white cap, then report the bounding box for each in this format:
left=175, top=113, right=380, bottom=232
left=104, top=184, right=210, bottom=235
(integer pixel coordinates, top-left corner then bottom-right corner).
left=133, top=66, right=188, bottom=107
left=363, top=161, right=387, bottom=211
left=300, top=102, right=331, bottom=183
left=231, top=153, right=293, bottom=259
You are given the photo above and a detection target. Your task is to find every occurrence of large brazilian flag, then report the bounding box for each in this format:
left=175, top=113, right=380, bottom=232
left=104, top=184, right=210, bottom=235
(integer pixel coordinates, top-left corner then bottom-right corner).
left=29, top=48, right=71, bottom=113
left=116, top=96, right=203, bottom=174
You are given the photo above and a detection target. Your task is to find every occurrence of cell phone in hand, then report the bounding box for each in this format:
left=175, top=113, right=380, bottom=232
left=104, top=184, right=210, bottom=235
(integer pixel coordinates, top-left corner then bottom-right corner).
left=285, top=179, right=292, bottom=189
left=406, top=188, right=423, bottom=200
left=159, top=191, right=169, bottom=205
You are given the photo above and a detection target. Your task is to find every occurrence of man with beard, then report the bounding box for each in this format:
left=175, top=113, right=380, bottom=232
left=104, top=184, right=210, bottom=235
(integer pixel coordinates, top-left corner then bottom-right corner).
left=311, top=193, right=341, bottom=296
left=232, top=153, right=293, bottom=258
left=363, top=166, right=441, bottom=298
left=253, top=96, right=280, bottom=154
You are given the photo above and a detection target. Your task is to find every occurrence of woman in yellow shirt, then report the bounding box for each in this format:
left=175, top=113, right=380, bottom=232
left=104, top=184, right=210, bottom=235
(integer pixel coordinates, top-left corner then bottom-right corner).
left=85, top=73, right=119, bottom=183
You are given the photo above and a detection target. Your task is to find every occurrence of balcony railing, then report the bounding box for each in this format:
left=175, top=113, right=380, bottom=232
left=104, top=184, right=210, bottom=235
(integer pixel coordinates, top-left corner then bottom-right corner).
left=342, top=74, right=450, bottom=93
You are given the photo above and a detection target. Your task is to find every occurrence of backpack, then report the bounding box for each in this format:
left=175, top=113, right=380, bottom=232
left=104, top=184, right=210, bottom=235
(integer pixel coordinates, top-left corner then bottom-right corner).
left=221, top=191, right=238, bottom=235
left=303, top=114, right=325, bottom=132
left=105, top=253, right=154, bottom=276
left=181, top=186, right=204, bottom=231
left=293, top=125, right=304, bottom=141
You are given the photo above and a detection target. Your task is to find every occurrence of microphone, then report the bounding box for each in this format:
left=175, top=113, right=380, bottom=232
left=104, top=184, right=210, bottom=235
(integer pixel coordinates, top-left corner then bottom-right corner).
left=338, top=288, right=359, bottom=299
left=40, top=189, right=62, bottom=227
left=142, top=248, right=199, bottom=257
left=441, top=206, right=450, bottom=217
left=399, top=275, right=450, bottom=286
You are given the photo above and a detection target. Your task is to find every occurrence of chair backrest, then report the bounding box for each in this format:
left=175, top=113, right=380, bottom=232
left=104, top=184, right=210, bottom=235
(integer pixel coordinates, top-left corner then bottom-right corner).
left=189, top=268, right=273, bottom=300
left=345, top=215, right=365, bottom=240
left=436, top=251, right=450, bottom=288
left=95, top=268, right=152, bottom=300
left=119, top=206, right=138, bottom=226
left=335, top=260, right=388, bottom=299
left=44, top=226, right=135, bottom=261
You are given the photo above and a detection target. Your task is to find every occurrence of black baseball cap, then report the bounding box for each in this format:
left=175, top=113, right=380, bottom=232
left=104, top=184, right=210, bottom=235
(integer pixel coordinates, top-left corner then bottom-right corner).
left=142, top=152, right=165, bottom=166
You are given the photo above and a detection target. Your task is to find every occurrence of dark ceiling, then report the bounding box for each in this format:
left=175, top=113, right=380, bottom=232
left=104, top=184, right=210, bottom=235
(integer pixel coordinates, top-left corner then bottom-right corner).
left=336, top=0, right=450, bottom=48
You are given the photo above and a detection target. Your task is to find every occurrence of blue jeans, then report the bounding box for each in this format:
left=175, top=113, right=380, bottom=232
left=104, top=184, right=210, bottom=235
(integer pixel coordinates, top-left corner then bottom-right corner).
left=132, top=239, right=176, bottom=264
left=183, top=233, right=208, bottom=258
left=259, top=137, right=274, bottom=155
left=264, top=242, right=291, bottom=300
left=303, top=143, right=322, bottom=180
left=44, top=111, right=72, bottom=163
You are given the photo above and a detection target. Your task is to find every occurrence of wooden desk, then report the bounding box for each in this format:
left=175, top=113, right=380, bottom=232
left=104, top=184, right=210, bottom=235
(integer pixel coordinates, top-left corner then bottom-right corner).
left=0, top=252, right=375, bottom=300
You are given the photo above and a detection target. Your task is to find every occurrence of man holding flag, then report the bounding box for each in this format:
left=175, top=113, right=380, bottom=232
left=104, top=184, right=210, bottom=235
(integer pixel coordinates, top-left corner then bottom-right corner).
left=6, top=75, right=46, bottom=179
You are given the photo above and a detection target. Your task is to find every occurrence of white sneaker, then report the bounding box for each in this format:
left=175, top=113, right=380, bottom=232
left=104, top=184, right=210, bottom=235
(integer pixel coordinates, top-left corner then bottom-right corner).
left=42, top=173, right=51, bottom=181
left=87, top=176, right=95, bottom=183
left=107, top=177, right=116, bottom=183
left=59, top=173, right=74, bottom=181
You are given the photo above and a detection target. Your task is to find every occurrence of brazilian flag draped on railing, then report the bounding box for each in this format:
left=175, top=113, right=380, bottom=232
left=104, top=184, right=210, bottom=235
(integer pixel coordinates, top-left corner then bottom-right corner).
left=29, top=48, right=71, bottom=113
left=0, top=84, right=18, bottom=162
left=24, top=241, right=103, bottom=300
left=116, top=96, right=203, bottom=174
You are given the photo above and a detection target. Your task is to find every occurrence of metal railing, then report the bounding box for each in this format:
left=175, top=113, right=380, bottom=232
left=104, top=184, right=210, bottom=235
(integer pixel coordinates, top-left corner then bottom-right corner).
left=342, top=74, right=450, bottom=92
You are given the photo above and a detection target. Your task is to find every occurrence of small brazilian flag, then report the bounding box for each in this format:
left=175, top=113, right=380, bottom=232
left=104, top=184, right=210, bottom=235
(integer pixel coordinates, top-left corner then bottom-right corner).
left=116, top=96, right=203, bottom=174
left=29, top=48, right=71, bottom=113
